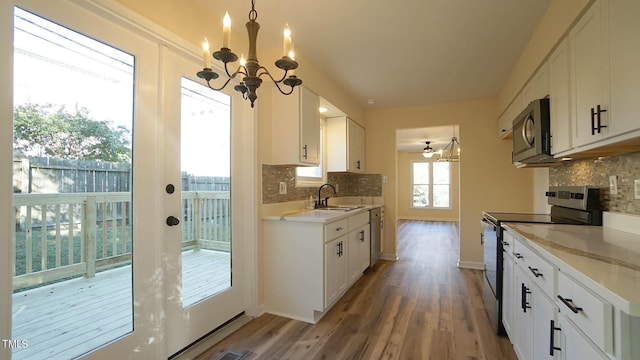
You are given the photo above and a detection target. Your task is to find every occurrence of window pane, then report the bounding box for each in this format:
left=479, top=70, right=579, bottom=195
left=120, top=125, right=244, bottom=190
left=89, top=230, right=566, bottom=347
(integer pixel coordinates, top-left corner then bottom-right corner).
left=413, top=184, right=429, bottom=207
left=433, top=162, right=450, bottom=184
left=12, top=7, right=134, bottom=359
left=433, top=185, right=450, bottom=207
left=413, top=162, right=429, bottom=184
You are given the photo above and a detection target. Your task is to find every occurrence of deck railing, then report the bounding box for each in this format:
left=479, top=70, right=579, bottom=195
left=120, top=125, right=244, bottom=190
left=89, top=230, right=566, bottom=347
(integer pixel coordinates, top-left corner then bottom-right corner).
left=12, top=191, right=230, bottom=291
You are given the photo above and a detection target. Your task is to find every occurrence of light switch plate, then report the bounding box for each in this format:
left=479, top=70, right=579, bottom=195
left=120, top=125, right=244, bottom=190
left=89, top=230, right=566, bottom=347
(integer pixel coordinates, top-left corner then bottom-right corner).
left=279, top=182, right=287, bottom=195
left=635, top=180, right=640, bottom=200
left=609, top=175, right=618, bottom=195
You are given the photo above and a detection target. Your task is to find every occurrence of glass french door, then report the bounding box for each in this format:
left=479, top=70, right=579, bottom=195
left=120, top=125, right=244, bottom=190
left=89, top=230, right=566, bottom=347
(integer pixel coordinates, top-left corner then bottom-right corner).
left=160, top=48, right=247, bottom=355
left=7, top=1, right=163, bottom=358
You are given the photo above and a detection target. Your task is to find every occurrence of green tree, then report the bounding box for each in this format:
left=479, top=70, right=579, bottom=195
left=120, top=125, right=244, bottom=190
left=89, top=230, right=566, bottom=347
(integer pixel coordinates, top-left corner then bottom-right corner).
left=13, top=103, right=131, bottom=162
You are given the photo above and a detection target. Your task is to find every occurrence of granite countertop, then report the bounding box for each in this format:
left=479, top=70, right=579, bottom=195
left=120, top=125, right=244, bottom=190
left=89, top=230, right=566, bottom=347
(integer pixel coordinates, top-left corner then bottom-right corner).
left=503, top=223, right=640, bottom=316
left=263, top=204, right=383, bottom=224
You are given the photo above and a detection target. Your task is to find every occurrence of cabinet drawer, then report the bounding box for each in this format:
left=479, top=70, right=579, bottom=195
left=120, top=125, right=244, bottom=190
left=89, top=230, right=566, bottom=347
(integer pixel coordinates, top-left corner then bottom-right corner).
left=557, top=271, right=613, bottom=354
left=514, top=239, right=555, bottom=298
left=349, top=211, right=369, bottom=231
left=325, top=219, right=349, bottom=241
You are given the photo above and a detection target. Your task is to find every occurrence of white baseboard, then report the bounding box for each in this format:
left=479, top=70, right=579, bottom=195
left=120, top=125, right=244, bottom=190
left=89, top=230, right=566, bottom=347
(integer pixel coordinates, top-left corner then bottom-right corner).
left=398, top=216, right=459, bottom=222
left=457, top=260, right=484, bottom=270
left=379, top=253, right=398, bottom=261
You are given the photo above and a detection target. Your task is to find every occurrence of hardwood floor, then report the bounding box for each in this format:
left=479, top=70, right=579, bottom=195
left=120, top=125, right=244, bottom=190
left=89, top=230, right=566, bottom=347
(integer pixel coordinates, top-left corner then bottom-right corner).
left=197, top=220, right=516, bottom=360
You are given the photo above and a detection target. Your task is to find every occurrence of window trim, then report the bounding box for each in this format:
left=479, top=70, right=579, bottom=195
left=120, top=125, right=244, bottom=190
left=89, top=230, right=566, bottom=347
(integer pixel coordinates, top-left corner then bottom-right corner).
left=410, top=159, right=452, bottom=210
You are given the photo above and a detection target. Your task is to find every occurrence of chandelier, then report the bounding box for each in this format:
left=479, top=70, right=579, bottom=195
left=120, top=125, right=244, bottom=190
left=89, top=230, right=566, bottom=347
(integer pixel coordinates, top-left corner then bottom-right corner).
left=438, top=136, right=461, bottom=162
left=197, top=0, right=302, bottom=108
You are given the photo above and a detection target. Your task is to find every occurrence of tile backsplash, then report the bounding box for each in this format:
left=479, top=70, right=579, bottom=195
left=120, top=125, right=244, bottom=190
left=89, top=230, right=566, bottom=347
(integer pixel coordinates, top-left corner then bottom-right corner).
left=262, top=164, right=382, bottom=204
left=549, top=151, right=640, bottom=214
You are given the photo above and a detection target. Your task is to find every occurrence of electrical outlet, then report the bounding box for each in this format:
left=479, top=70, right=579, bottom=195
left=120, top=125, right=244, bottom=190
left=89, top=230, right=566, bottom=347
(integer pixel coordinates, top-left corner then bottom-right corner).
left=279, top=182, right=287, bottom=195
left=635, top=180, right=640, bottom=200
left=335, top=184, right=339, bottom=193
left=609, top=175, right=618, bottom=195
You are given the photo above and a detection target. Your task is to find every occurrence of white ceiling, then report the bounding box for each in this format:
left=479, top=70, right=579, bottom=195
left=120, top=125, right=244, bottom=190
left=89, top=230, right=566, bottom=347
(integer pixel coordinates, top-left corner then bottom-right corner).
left=196, top=0, right=551, bottom=108
left=195, top=0, right=551, bottom=150
left=396, top=125, right=459, bottom=152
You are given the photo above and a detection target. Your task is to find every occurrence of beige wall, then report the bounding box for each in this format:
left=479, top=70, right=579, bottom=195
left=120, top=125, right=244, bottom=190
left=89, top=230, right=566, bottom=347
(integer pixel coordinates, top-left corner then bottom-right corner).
left=396, top=151, right=460, bottom=221
left=365, top=99, right=534, bottom=266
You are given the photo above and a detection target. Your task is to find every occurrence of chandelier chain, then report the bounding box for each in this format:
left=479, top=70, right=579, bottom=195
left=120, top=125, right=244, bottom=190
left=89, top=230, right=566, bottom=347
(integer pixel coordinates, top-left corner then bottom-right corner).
left=249, top=0, right=257, bottom=21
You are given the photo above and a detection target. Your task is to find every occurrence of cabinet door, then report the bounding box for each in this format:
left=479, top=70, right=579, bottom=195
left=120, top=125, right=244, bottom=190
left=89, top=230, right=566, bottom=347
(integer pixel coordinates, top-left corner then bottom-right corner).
left=609, top=0, right=640, bottom=136
left=347, top=229, right=362, bottom=284
left=502, top=253, right=515, bottom=339
left=347, top=118, right=365, bottom=172
left=570, top=0, right=610, bottom=147
left=324, top=237, right=341, bottom=307
left=300, top=86, right=320, bottom=164
left=336, top=237, right=349, bottom=295
left=557, top=316, right=608, bottom=360
left=549, top=38, right=572, bottom=154
left=514, top=266, right=534, bottom=360
left=532, top=290, right=559, bottom=360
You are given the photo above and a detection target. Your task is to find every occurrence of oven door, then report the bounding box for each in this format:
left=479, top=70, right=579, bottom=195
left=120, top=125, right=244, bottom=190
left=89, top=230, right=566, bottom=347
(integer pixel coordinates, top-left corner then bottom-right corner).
left=482, top=218, right=498, bottom=297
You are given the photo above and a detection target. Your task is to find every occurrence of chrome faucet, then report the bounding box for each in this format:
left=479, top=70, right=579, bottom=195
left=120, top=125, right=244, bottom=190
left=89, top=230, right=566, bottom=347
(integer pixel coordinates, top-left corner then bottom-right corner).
left=317, top=183, right=337, bottom=208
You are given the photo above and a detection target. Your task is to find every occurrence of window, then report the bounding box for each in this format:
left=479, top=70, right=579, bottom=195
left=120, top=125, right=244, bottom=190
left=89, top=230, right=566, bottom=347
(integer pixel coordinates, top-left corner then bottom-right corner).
left=296, top=120, right=326, bottom=187
left=412, top=161, right=451, bottom=208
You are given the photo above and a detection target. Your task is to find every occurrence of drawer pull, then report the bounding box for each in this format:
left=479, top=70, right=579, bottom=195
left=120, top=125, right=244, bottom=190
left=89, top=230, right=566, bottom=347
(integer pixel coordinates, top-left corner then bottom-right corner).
left=528, top=266, right=543, bottom=278
left=501, top=240, right=510, bottom=247
left=557, top=295, right=583, bottom=314
left=521, top=283, right=531, bottom=313
left=549, top=320, right=562, bottom=356
left=336, top=227, right=344, bottom=231
left=512, top=252, right=523, bottom=259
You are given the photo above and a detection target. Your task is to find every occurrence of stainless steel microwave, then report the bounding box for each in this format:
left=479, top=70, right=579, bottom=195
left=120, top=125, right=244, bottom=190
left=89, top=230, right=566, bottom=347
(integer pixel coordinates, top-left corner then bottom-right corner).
left=512, top=98, right=555, bottom=165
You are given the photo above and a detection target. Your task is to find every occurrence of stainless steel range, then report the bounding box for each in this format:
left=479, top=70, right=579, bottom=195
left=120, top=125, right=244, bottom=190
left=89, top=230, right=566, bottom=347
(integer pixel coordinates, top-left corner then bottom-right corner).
left=481, top=186, right=602, bottom=336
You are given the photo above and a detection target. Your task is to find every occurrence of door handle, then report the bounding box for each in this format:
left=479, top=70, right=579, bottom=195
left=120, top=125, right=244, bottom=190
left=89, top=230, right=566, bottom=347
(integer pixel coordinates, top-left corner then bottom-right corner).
left=166, top=216, right=180, bottom=226
left=549, top=319, right=562, bottom=356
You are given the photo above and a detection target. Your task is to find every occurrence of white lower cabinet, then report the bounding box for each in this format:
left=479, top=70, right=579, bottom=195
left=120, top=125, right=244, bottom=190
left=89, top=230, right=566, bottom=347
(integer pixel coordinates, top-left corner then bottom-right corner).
left=514, top=265, right=559, bottom=360
left=324, top=235, right=348, bottom=307
left=347, top=224, right=370, bottom=284
left=502, top=248, right=515, bottom=339
left=263, top=210, right=370, bottom=324
left=557, top=315, right=608, bottom=360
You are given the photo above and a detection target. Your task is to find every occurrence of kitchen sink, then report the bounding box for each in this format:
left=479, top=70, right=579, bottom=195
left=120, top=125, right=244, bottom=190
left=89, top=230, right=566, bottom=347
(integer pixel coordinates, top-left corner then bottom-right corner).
left=316, top=205, right=366, bottom=212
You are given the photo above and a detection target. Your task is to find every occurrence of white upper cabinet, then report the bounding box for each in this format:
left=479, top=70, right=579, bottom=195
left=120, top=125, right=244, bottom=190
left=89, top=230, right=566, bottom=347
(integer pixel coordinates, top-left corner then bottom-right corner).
left=522, top=62, right=550, bottom=107
left=327, top=116, right=365, bottom=173
left=570, top=0, right=610, bottom=148
left=548, top=37, right=572, bottom=154
left=608, top=0, right=640, bottom=136
left=271, top=86, right=320, bottom=166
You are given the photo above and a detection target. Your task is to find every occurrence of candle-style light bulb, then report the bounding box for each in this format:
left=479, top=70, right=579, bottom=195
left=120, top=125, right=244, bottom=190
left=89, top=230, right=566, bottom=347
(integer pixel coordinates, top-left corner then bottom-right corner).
left=202, top=37, right=211, bottom=68
left=222, top=12, right=231, bottom=49
left=288, top=45, right=296, bottom=76
left=283, top=24, right=292, bottom=57
left=239, top=53, right=246, bottom=67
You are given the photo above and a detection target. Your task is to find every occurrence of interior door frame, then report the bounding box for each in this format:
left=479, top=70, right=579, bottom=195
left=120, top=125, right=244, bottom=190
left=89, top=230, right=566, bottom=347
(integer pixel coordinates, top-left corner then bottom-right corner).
left=0, top=0, right=259, bottom=358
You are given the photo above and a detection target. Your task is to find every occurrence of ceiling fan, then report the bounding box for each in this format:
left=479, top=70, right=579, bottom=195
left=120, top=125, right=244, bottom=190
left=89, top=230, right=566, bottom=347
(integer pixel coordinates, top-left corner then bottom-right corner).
left=409, top=141, right=440, bottom=158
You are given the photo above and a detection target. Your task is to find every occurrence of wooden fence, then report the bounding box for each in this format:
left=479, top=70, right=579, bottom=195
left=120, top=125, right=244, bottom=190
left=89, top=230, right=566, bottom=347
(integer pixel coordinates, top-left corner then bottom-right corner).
left=12, top=191, right=230, bottom=291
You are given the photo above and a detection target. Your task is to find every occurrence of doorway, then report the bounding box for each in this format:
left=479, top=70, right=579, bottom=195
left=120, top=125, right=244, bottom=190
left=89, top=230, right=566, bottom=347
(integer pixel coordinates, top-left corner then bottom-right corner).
left=3, top=2, right=256, bottom=358
left=395, top=125, right=461, bottom=223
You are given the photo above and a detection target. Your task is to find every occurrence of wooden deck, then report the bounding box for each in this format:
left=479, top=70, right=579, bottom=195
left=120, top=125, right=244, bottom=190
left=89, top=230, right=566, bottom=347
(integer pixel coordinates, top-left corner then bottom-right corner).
left=11, top=249, right=231, bottom=360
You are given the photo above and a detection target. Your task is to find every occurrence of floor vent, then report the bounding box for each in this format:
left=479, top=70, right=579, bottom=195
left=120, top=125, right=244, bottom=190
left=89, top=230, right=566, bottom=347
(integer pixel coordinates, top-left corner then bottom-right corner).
left=215, top=350, right=253, bottom=360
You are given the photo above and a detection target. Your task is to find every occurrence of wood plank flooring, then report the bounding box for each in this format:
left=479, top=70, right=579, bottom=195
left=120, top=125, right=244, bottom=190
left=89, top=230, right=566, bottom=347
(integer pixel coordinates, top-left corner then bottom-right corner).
left=196, top=220, right=517, bottom=360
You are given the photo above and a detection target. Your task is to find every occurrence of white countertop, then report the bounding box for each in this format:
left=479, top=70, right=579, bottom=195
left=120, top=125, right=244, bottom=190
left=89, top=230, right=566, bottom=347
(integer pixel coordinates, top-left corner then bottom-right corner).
left=503, top=223, right=640, bottom=316
left=263, top=204, right=382, bottom=224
